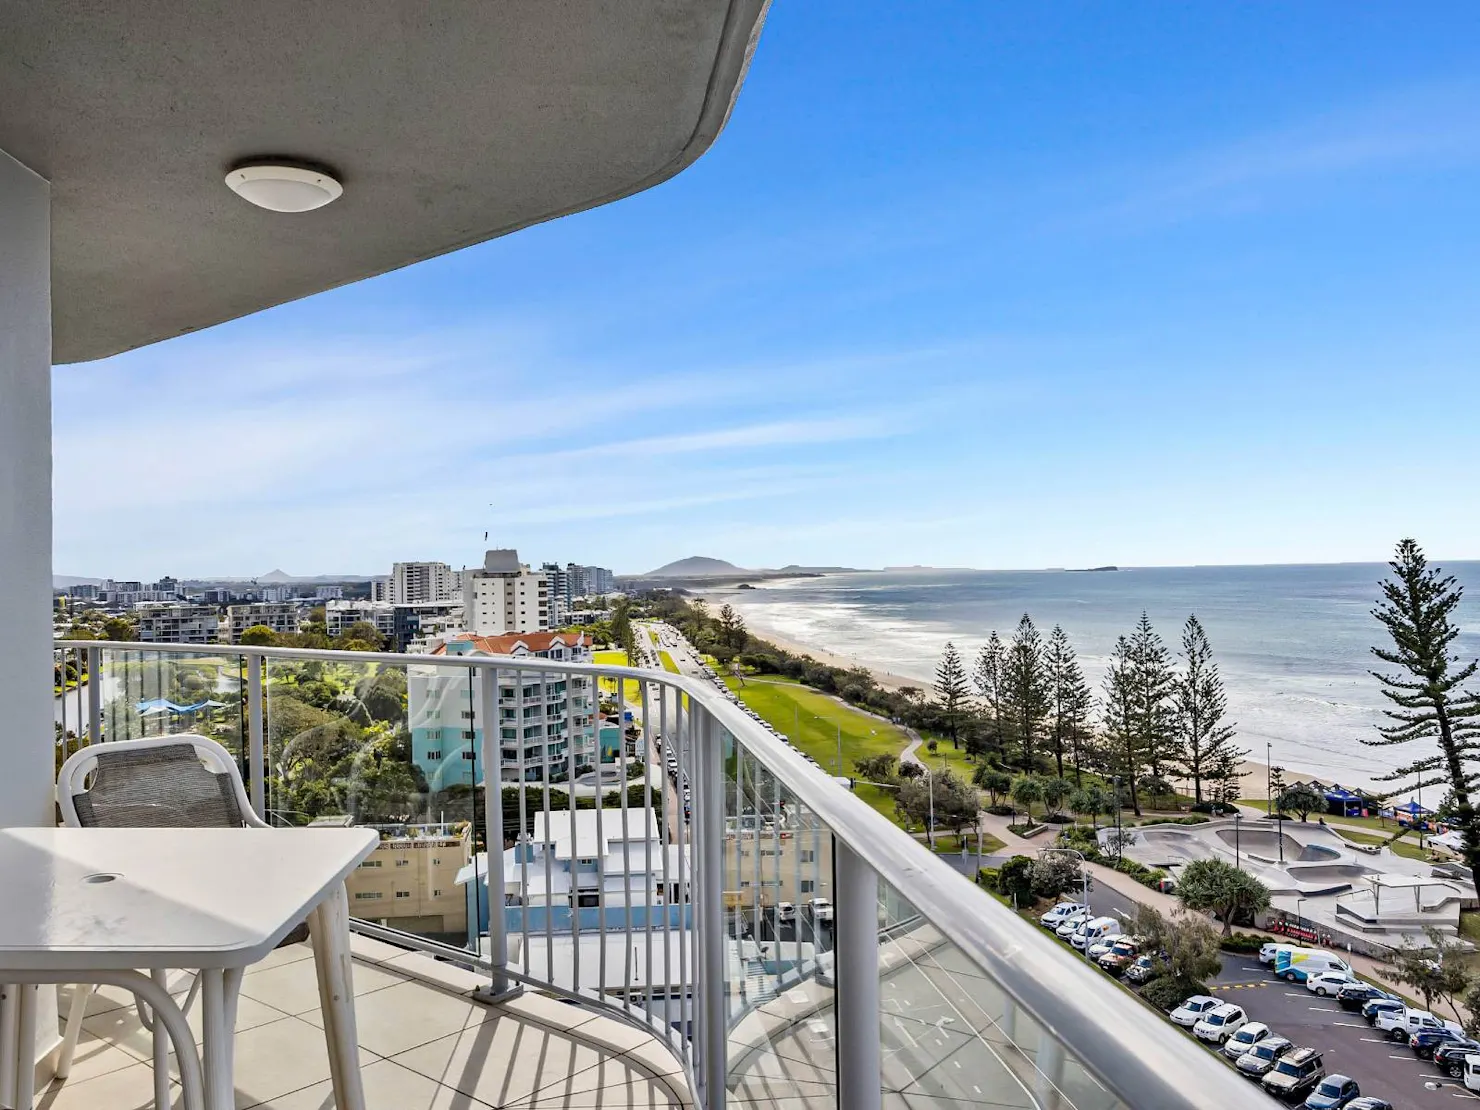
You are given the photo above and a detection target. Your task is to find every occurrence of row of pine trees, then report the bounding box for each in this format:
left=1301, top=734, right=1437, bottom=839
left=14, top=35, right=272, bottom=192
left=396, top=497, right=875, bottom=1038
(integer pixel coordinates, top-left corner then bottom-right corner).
left=932, top=613, right=1246, bottom=815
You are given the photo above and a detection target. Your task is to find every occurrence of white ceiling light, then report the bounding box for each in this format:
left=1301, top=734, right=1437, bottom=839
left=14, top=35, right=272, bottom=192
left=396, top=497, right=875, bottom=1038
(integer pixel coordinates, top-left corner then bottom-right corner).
left=225, top=163, right=343, bottom=213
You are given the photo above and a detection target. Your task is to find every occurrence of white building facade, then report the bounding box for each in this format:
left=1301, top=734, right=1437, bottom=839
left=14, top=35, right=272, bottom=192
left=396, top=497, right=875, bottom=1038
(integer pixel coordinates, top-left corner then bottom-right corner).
left=409, top=631, right=595, bottom=788
left=462, top=549, right=549, bottom=635
left=390, top=560, right=461, bottom=605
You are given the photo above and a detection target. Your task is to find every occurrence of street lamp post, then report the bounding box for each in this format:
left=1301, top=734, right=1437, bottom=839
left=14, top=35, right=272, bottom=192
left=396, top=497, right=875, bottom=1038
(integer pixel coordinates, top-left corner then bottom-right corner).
left=1266, top=742, right=1273, bottom=817
left=1233, top=809, right=1242, bottom=870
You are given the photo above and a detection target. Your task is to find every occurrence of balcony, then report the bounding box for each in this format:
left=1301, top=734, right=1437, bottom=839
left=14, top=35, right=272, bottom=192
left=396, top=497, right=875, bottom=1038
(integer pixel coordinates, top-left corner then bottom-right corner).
left=48, top=641, right=1254, bottom=1108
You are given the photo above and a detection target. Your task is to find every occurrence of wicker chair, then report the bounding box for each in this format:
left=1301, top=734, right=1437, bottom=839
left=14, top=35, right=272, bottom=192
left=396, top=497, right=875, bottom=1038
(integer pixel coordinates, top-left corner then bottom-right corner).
left=53, top=735, right=295, bottom=1091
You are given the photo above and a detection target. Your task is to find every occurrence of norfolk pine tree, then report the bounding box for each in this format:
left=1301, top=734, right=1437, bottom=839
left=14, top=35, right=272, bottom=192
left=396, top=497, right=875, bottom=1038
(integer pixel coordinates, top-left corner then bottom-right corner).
left=1363, top=539, right=1480, bottom=893
left=1004, top=614, right=1050, bottom=771
left=1102, top=635, right=1146, bottom=815
left=935, top=641, right=971, bottom=750
left=1129, top=612, right=1178, bottom=781
left=1046, top=624, right=1093, bottom=783
left=973, top=633, right=1008, bottom=760
left=1171, top=615, right=1245, bottom=804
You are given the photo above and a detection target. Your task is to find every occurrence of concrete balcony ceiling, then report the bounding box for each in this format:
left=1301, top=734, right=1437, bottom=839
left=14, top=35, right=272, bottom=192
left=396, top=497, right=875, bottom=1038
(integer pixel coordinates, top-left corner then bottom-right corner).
left=0, top=1, right=770, bottom=364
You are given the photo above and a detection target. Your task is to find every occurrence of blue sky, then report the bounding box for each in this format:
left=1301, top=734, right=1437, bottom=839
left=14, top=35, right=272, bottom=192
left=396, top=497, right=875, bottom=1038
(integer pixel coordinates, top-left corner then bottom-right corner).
left=55, top=4, right=1480, bottom=579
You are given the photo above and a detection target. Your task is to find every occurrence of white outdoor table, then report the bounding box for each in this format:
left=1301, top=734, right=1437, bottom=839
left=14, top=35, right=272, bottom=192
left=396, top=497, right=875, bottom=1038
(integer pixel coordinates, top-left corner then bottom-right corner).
left=0, top=826, right=377, bottom=1110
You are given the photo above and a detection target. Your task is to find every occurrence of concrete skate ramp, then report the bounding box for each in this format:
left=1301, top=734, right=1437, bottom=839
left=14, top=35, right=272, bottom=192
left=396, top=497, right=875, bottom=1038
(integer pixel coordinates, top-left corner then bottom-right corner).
left=1215, top=829, right=1338, bottom=862
left=1288, top=864, right=1375, bottom=883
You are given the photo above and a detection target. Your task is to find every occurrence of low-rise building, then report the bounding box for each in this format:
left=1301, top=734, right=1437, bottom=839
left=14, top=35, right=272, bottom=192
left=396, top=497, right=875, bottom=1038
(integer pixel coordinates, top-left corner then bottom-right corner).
left=135, top=603, right=221, bottom=644
left=227, top=601, right=301, bottom=642
left=327, top=819, right=471, bottom=939
left=324, top=599, right=397, bottom=641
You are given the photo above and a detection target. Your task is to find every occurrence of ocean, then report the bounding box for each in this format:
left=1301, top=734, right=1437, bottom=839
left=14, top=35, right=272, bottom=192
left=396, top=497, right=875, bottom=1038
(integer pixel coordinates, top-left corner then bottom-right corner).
left=713, top=562, right=1480, bottom=791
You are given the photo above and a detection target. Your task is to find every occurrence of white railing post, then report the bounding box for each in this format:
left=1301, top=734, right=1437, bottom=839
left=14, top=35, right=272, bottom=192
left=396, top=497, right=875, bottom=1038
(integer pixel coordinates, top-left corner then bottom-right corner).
left=477, top=665, right=517, bottom=1000
left=835, top=840, right=881, bottom=1110
left=86, top=646, right=102, bottom=743
left=696, top=707, right=727, bottom=1110
left=246, top=655, right=265, bottom=817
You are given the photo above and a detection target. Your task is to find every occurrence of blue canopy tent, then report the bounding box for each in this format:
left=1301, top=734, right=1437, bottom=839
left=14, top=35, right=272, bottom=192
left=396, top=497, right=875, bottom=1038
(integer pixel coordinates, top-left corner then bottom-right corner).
left=1386, top=799, right=1434, bottom=829
left=1323, top=786, right=1364, bottom=817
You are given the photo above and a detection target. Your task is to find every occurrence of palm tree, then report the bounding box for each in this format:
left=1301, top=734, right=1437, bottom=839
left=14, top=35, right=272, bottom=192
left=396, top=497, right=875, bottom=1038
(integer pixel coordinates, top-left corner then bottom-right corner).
left=1011, top=774, right=1044, bottom=823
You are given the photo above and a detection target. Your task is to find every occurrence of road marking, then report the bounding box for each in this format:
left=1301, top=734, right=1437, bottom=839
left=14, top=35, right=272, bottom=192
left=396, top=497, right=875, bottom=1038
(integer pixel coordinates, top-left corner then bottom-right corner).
left=1361, top=1037, right=1390, bottom=1043
left=1240, top=965, right=1265, bottom=972
left=1331, top=1021, right=1366, bottom=1028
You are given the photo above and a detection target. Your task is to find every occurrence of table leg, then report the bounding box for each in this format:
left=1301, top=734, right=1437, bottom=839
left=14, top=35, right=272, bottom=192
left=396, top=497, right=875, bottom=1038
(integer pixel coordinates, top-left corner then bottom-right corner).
left=14, top=986, right=35, bottom=1110
left=0, top=984, right=16, bottom=1106
left=52, top=984, right=91, bottom=1080
left=199, top=969, right=236, bottom=1110
left=151, top=970, right=171, bottom=1110
left=309, top=885, right=364, bottom=1110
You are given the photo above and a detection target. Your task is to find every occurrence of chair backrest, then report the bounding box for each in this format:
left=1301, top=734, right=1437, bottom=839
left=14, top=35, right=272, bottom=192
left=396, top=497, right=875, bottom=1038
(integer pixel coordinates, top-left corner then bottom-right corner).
left=57, top=734, right=267, bottom=829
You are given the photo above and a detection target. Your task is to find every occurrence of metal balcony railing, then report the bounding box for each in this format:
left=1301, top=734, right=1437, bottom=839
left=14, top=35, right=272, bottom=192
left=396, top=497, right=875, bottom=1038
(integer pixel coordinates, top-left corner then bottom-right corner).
left=52, top=639, right=1253, bottom=1110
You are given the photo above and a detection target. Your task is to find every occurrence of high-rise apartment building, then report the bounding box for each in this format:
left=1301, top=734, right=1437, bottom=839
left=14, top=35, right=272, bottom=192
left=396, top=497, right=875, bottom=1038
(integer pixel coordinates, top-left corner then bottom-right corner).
left=564, top=563, right=615, bottom=600
left=462, top=550, right=548, bottom=635
left=227, top=602, right=302, bottom=642
left=408, top=631, right=595, bottom=789
left=390, top=561, right=461, bottom=605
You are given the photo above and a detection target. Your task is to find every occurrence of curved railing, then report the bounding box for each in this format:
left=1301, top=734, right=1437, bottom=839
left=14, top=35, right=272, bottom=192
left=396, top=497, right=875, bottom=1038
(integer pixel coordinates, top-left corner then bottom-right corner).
left=53, top=637, right=1255, bottom=1109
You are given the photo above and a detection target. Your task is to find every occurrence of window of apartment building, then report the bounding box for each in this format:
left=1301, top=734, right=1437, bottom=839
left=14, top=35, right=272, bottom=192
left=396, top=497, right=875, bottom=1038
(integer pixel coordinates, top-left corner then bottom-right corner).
left=354, top=892, right=383, bottom=901
left=462, top=751, right=476, bottom=760
left=359, top=860, right=382, bottom=868
left=425, top=750, right=441, bottom=761
left=395, top=858, right=409, bottom=867
left=522, top=684, right=540, bottom=698
left=500, top=728, right=516, bottom=741
left=576, top=894, right=599, bottom=908
left=394, top=890, right=411, bottom=899
left=460, top=710, right=475, bottom=719
left=462, top=729, right=475, bottom=740
left=800, top=849, right=815, bottom=863
left=800, top=879, right=815, bottom=893
left=523, top=726, right=541, bottom=738
left=432, top=889, right=443, bottom=898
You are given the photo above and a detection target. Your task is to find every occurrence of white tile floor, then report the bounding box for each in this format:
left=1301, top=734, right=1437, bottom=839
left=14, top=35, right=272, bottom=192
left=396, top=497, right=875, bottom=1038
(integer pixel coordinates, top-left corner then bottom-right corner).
left=34, top=941, right=693, bottom=1110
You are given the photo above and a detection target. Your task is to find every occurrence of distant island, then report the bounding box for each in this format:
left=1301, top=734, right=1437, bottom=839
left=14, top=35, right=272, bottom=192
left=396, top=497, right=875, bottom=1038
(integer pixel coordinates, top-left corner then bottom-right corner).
left=635, top=556, right=863, bottom=582
left=1066, top=565, right=1119, bottom=573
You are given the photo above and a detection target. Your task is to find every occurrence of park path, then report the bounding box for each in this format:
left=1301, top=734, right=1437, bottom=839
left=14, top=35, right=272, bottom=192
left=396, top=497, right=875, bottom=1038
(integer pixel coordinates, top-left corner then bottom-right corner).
left=899, top=734, right=925, bottom=769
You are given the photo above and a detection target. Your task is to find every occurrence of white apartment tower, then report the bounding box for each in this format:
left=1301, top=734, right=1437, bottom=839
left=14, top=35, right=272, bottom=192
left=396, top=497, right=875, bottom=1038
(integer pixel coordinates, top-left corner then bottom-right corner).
left=390, top=560, right=460, bottom=605
left=463, top=549, right=549, bottom=635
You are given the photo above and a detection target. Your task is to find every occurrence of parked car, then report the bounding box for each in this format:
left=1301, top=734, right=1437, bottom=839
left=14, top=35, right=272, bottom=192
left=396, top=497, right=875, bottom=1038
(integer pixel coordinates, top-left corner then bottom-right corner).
left=1039, top=901, right=1089, bottom=928
left=1342, top=1100, right=1392, bottom=1110
left=807, top=898, right=833, bottom=923
left=1300, top=1074, right=1359, bottom=1109
left=1193, top=1002, right=1248, bottom=1044
left=1054, top=912, right=1091, bottom=939
left=1336, top=984, right=1390, bottom=1011
left=775, top=901, right=796, bottom=923
left=1236, top=1035, right=1294, bottom=1079
left=1375, top=1006, right=1446, bottom=1043
left=1273, top=946, right=1353, bottom=984
left=1124, top=955, right=1158, bottom=984
left=1360, top=998, right=1405, bottom=1026
left=1432, top=1037, right=1480, bottom=1077
left=1168, top=994, right=1220, bottom=1028
left=1261, top=1047, right=1325, bottom=1101
left=1410, top=1025, right=1466, bottom=1059
left=1086, top=929, right=1130, bottom=961
left=1221, top=1021, right=1273, bottom=1061
left=1098, top=939, right=1140, bottom=974
left=1259, top=942, right=1280, bottom=965
left=1306, top=971, right=1360, bottom=997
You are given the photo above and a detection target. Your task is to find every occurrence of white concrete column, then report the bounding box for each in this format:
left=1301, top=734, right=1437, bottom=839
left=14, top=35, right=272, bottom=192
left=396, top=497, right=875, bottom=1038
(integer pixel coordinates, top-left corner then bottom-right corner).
left=0, top=145, right=61, bottom=1088
left=0, top=148, right=55, bottom=828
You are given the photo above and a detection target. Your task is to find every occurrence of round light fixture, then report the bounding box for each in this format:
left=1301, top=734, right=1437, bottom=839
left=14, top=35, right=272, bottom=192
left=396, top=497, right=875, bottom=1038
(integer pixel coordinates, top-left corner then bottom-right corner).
left=225, top=163, right=343, bottom=213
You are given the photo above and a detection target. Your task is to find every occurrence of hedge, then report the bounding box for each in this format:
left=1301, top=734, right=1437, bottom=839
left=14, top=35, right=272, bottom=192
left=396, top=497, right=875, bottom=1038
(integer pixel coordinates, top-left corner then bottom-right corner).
left=1141, top=976, right=1206, bottom=1012
left=1221, top=932, right=1265, bottom=954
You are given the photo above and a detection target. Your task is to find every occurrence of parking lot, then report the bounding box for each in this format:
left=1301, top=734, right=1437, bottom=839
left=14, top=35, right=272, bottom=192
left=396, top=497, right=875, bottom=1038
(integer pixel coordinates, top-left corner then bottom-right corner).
left=1203, top=952, right=1474, bottom=1108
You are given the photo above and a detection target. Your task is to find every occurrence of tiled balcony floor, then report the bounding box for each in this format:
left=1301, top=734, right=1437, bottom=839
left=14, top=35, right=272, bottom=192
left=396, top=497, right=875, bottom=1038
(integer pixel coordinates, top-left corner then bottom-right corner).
left=37, top=938, right=692, bottom=1109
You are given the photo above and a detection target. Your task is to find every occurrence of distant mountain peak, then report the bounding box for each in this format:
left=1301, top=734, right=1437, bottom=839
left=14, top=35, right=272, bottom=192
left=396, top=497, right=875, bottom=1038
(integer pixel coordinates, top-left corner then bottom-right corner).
left=258, top=568, right=294, bottom=582
left=644, top=556, right=748, bottom=578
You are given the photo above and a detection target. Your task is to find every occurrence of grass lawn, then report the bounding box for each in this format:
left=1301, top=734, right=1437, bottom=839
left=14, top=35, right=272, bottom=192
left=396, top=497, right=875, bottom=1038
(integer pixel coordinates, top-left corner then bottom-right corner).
left=593, top=650, right=644, bottom=702
left=1329, top=824, right=1436, bottom=861
left=929, top=831, right=1007, bottom=855
left=658, top=650, right=680, bottom=674
left=722, top=673, right=915, bottom=822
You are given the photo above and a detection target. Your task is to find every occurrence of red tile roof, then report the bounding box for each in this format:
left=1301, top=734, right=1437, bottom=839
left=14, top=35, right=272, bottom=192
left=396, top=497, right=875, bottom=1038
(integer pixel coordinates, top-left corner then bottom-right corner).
left=431, top=630, right=588, bottom=657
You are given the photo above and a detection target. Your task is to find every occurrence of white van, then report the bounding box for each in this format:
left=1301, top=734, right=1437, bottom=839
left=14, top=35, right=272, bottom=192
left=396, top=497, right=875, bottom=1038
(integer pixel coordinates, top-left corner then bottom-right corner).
left=1272, top=945, right=1352, bottom=983
left=1070, top=916, right=1121, bottom=951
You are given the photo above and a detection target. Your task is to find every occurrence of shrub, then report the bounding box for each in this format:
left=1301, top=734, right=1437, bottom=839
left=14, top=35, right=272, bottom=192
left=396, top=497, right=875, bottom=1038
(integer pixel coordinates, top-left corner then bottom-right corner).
left=1115, top=857, right=1171, bottom=890
left=1190, top=801, right=1236, bottom=815
left=1140, top=976, right=1205, bottom=1012
left=996, top=855, right=1035, bottom=905
left=1043, top=812, right=1076, bottom=824
left=1007, top=823, right=1046, bottom=838
left=1139, top=815, right=1209, bottom=826
left=985, top=804, right=1016, bottom=817
left=1221, top=932, right=1265, bottom=954
left=977, top=866, right=1000, bottom=890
